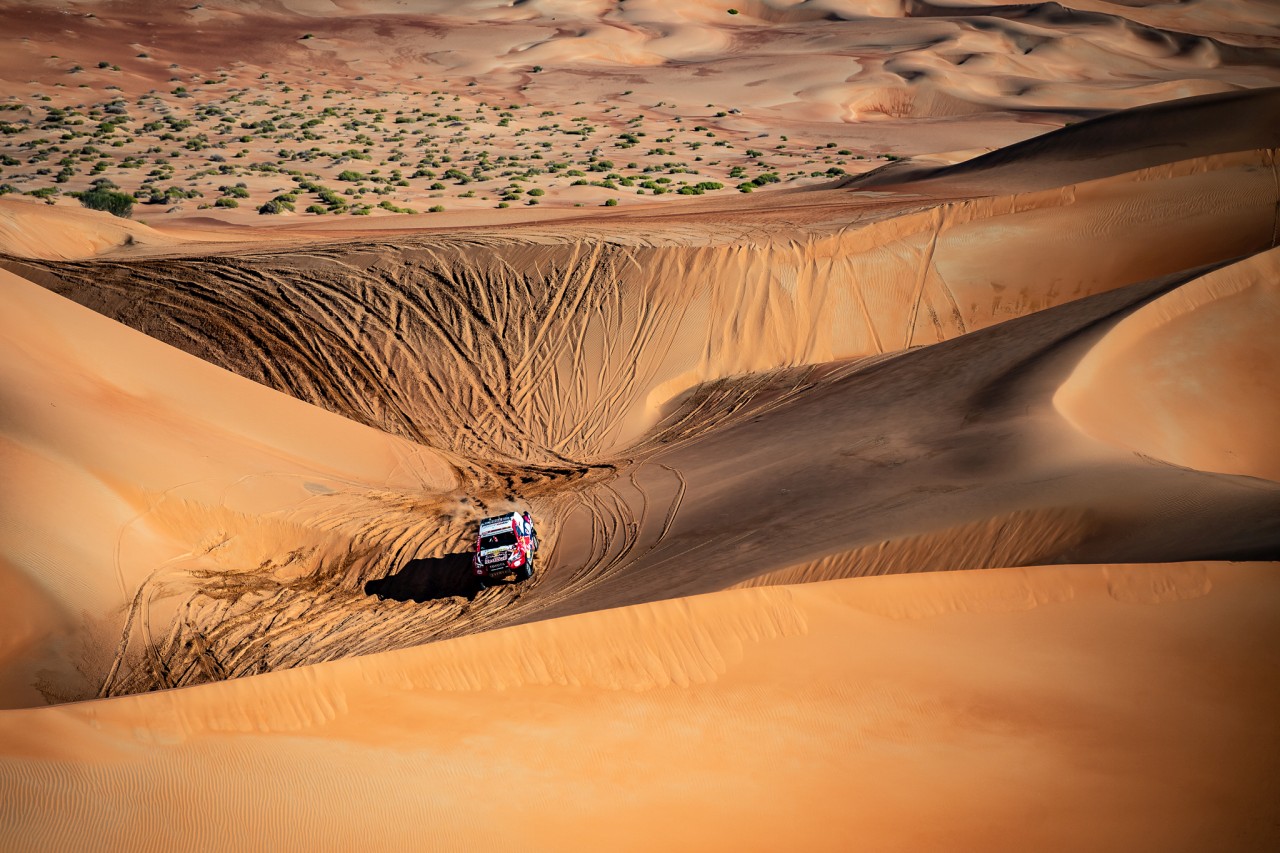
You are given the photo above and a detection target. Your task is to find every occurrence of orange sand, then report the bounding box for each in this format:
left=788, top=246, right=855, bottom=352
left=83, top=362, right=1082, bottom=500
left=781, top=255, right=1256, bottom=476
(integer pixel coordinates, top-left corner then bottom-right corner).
left=1, top=563, right=1277, bottom=851
left=0, top=2, right=1278, bottom=849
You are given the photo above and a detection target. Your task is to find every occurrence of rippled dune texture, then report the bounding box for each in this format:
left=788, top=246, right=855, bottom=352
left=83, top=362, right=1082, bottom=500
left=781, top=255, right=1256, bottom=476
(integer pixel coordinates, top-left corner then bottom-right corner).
left=1, top=564, right=1277, bottom=851
left=0, top=88, right=1278, bottom=710
left=0, top=7, right=1279, bottom=848
left=11, top=89, right=1280, bottom=467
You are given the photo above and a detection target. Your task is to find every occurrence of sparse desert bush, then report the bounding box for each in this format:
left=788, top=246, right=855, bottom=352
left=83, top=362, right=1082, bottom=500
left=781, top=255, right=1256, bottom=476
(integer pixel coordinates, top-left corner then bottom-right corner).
left=78, top=187, right=133, bottom=217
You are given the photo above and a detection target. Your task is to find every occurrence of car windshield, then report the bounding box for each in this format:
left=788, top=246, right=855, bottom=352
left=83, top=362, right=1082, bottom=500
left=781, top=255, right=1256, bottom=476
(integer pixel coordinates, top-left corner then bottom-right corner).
left=480, top=531, right=517, bottom=549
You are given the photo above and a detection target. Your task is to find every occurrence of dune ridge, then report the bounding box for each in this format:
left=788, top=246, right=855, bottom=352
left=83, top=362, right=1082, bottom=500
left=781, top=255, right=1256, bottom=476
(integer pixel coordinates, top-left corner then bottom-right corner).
left=1, top=563, right=1277, bottom=851
left=8, top=94, right=1277, bottom=466
left=1055, top=245, right=1280, bottom=482
left=0, top=88, right=1277, bottom=706
left=0, top=4, right=1278, bottom=847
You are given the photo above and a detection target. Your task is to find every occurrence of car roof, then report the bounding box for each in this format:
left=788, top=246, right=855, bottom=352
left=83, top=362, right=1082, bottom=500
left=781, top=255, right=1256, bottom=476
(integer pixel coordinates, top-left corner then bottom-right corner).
left=478, top=513, right=520, bottom=535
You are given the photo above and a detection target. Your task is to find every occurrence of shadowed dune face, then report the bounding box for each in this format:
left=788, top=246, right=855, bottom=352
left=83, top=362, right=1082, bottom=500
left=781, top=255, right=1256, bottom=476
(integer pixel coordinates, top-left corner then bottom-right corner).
left=9, top=141, right=1278, bottom=468
left=0, top=4, right=1279, bottom=846
left=0, top=88, right=1278, bottom=703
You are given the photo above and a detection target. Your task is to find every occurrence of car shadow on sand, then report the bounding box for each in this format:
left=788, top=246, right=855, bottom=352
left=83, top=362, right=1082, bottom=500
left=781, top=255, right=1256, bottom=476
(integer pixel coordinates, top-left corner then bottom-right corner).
left=364, top=552, right=489, bottom=602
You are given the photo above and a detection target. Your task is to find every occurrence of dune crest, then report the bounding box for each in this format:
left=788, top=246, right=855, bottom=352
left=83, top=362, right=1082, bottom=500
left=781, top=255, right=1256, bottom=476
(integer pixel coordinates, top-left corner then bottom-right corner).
left=0, top=564, right=1276, bottom=851
left=1, top=4, right=1278, bottom=846
left=1055, top=247, right=1280, bottom=482
left=0, top=199, right=177, bottom=260
left=0, top=268, right=456, bottom=706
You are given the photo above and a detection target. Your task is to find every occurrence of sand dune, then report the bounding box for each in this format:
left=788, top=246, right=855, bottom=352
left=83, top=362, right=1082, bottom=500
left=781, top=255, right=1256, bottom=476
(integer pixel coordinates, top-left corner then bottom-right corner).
left=0, top=268, right=455, bottom=706
left=0, top=87, right=1276, bottom=705
left=857, top=84, right=1280, bottom=193
left=1056, top=246, right=1280, bottom=483
left=1, top=563, right=1277, bottom=851
left=9, top=90, right=1278, bottom=467
left=1, top=1, right=1278, bottom=847
left=0, top=198, right=178, bottom=260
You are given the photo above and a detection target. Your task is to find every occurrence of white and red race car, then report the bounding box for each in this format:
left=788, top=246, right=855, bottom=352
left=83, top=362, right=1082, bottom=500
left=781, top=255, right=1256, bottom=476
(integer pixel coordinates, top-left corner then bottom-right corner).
left=472, top=511, right=538, bottom=587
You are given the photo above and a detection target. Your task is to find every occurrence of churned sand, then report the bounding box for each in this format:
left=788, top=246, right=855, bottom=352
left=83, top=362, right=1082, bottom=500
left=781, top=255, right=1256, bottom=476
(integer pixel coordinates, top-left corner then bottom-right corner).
left=1, top=1, right=1278, bottom=850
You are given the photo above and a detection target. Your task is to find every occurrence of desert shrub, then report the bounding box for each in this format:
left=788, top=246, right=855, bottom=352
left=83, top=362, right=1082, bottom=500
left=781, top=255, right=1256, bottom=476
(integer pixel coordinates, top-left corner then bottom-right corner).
left=604, top=198, right=618, bottom=206
left=78, top=187, right=133, bottom=217
left=214, top=197, right=239, bottom=208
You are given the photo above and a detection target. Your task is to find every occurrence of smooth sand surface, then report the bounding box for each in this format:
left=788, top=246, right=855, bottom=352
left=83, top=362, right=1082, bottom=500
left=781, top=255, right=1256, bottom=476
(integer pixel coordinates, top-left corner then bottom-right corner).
left=1056, top=246, right=1280, bottom=483
left=1, top=563, right=1277, bottom=852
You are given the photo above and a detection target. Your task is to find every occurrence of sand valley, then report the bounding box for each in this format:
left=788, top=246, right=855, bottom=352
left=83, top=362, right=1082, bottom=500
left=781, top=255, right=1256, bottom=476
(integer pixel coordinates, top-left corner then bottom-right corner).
left=1, top=1, right=1278, bottom=850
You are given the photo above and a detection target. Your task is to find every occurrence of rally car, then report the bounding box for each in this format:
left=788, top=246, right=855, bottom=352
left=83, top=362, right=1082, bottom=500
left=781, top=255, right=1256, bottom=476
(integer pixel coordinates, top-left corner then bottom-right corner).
left=472, top=511, right=538, bottom=587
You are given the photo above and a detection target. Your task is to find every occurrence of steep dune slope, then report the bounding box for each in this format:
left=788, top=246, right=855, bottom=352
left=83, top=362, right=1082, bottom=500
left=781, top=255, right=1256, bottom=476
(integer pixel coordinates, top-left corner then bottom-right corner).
left=855, top=84, right=1280, bottom=193
left=8, top=90, right=1277, bottom=467
left=0, top=269, right=457, bottom=706
left=13, top=256, right=1273, bottom=704
left=529, top=265, right=1280, bottom=620
left=1055, top=246, right=1280, bottom=482
left=0, top=90, right=1276, bottom=701
left=1, top=563, right=1277, bottom=852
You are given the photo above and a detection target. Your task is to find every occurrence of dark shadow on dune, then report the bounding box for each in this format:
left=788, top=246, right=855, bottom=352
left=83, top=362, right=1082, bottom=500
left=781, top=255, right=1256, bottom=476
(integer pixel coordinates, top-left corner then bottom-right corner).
left=365, top=552, right=487, bottom=602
